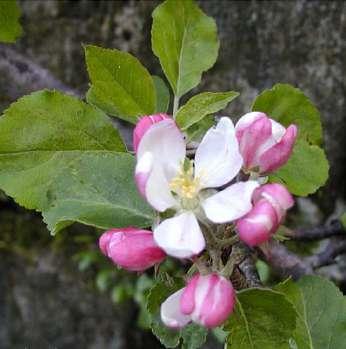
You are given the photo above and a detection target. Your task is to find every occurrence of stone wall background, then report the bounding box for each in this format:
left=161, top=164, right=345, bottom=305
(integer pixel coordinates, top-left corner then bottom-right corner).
left=0, top=1, right=346, bottom=348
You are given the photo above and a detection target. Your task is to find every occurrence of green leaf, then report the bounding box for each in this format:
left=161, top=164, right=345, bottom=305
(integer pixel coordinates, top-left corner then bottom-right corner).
left=275, top=276, right=346, bottom=349
left=176, top=91, right=239, bottom=130
left=147, top=279, right=184, bottom=315
left=181, top=323, right=208, bottom=349
left=225, top=288, right=297, bottom=349
left=269, top=139, right=329, bottom=196
left=152, top=0, right=219, bottom=98
left=252, top=83, right=322, bottom=145
left=340, top=213, right=346, bottom=230
left=0, top=90, right=154, bottom=234
left=185, top=115, right=215, bottom=143
left=152, top=317, right=181, bottom=348
left=153, top=75, right=170, bottom=113
left=147, top=281, right=208, bottom=348
left=85, top=45, right=156, bottom=123
left=147, top=279, right=185, bottom=348
left=0, top=0, right=22, bottom=43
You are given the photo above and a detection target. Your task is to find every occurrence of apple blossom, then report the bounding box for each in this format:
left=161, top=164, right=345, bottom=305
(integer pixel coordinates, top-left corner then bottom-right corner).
left=235, top=112, right=298, bottom=173
left=237, top=183, right=294, bottom=246
left=99, top=228, right=166, bottom=271
left=134, top=116, right=259, bottom=259
left=160, top=273, right=235, bottom=329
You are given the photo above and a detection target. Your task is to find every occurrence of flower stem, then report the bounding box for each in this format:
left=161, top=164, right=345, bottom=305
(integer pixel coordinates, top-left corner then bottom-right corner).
left=221, top=245, right=246, bottom=278
left=193, top=257, right=210, bottom=275
left=173, top=95, right=180, bottom=118
left=216, top=235, right=240, bottom=247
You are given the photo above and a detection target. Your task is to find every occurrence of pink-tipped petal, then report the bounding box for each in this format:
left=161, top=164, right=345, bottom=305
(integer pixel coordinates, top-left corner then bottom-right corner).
left=133, top=114, right=170, bottom=152
left=180, top=273, right=235, bottom=328
left=237, top=199, right=279, bottom=247
left=100, top=228, right=166, bottom=271
left=237, top=116, right=273, bottom=169
left=98, top=230, right=113, bottom=256
left=235, top=112, right=267, bottom=140
left=236, top=112, right=298, bottom=174
left=135, top=152, right=153, bottom=198
left=137, top=119, right=185, bottom=180
left=180, top=274, right=199, bottom=315
left=198, top=275, right=235, bottom=328
left=135, top=152, right=177, bottom=212
left=253, top=183, right=294, bottom=222
left=259, top=124, right=298, bottom=173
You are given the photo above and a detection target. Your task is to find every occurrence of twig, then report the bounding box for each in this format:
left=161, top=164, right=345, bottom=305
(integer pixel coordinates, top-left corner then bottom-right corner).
left=239, top=255, right=262, bottom=287
left=0, top=45, right=80, bottom=100
left=305, top=237, right=346, bottom=268
left=286, top=219, right=345, bottom=241
left=0, top=45, right=134, bottom=148
left=258, top=240, right=314, bottom=280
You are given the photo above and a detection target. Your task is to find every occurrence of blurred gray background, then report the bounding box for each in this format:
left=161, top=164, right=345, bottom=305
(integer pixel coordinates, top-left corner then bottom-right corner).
left=0, top=1, right=346, bottom=348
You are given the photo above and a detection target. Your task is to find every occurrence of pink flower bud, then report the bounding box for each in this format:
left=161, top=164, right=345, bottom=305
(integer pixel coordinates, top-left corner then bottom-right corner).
left=235, top=112, right=298, bottom=173
left=253, top=183, right=294, bottom=222
left=258, top=125, right=298, bottom=173
left=237, top=199, right=279, bottom=246
left=133, top=113, right=170, bottom=153
left=98, top=228, right=166, bottom=271
left=237, top=183, right=294, bottom=246
left=180, top=273, right=236, bottom=328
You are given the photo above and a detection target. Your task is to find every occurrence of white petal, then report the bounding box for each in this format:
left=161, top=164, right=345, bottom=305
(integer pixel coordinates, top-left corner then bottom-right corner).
left=144, top=162, right=177, bottom=212
left=161, top=289, right=191, bottom=328
left=270, top=119, right=286, bottom=141
left=202, top=181, right=259, bottom=223
left=195, top=117, right=243, bottom=189
left=137, top=119, right=186, bottom=179
left=154, top=212, right=205, bottom=258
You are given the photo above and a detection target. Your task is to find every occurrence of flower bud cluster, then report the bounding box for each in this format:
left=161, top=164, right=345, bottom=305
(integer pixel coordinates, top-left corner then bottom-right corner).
left=98, top=111, right=297, bottom=329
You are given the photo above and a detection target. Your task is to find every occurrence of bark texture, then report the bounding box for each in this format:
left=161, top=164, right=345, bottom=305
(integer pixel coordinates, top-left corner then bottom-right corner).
left=1, top=1, right=346, bottom=348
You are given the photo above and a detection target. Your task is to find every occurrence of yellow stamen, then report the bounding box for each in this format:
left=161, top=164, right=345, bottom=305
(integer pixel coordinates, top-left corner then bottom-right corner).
left=170, top=163, right=200, bottom=200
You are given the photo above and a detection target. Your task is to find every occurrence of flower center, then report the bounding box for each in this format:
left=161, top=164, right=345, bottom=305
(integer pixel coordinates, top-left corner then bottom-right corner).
left=170, top=161, right=200, bottom=200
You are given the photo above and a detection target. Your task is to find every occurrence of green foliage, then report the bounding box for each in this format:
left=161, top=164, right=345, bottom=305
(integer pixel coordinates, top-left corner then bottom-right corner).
left=152, top=318, right=182, bottom=348
left=255, top=260, right=270, bottom=284
left=0, top=0, right=22, bottom=43
left=176, top=91, right=239, bottom=130
left=85, top=45, right=156, bottom=123
left=153, top=75, right=170, bottom=113
left=252, top=83, right=322, bottom=145
left=185, top=115, right=215, bottom=143
left=269, top=139, right=329, bottom=196
left=340, top=213, right=346, bottom=230
left=147, top=279, right=183, bottom=347
left=147, top=278, right=183, bottom=315
left=276, top=276, right=346, bottom=349
left=252, top=84, right=329, bottom=195
left=146, top=279, right=207, bottom=349
left=0, top=90, right=154, bottom=234
left=0, top=1, right=336, bottom=347
left=181, top=324, right=208, bottom=349
left=225, top=288, right=297, bottom=349
left=151, top=0, right=219, bottom=98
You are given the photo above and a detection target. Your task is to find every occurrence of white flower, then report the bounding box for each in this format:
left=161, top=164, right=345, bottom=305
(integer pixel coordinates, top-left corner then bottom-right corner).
left=135, top=117, right=259, bottom=258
